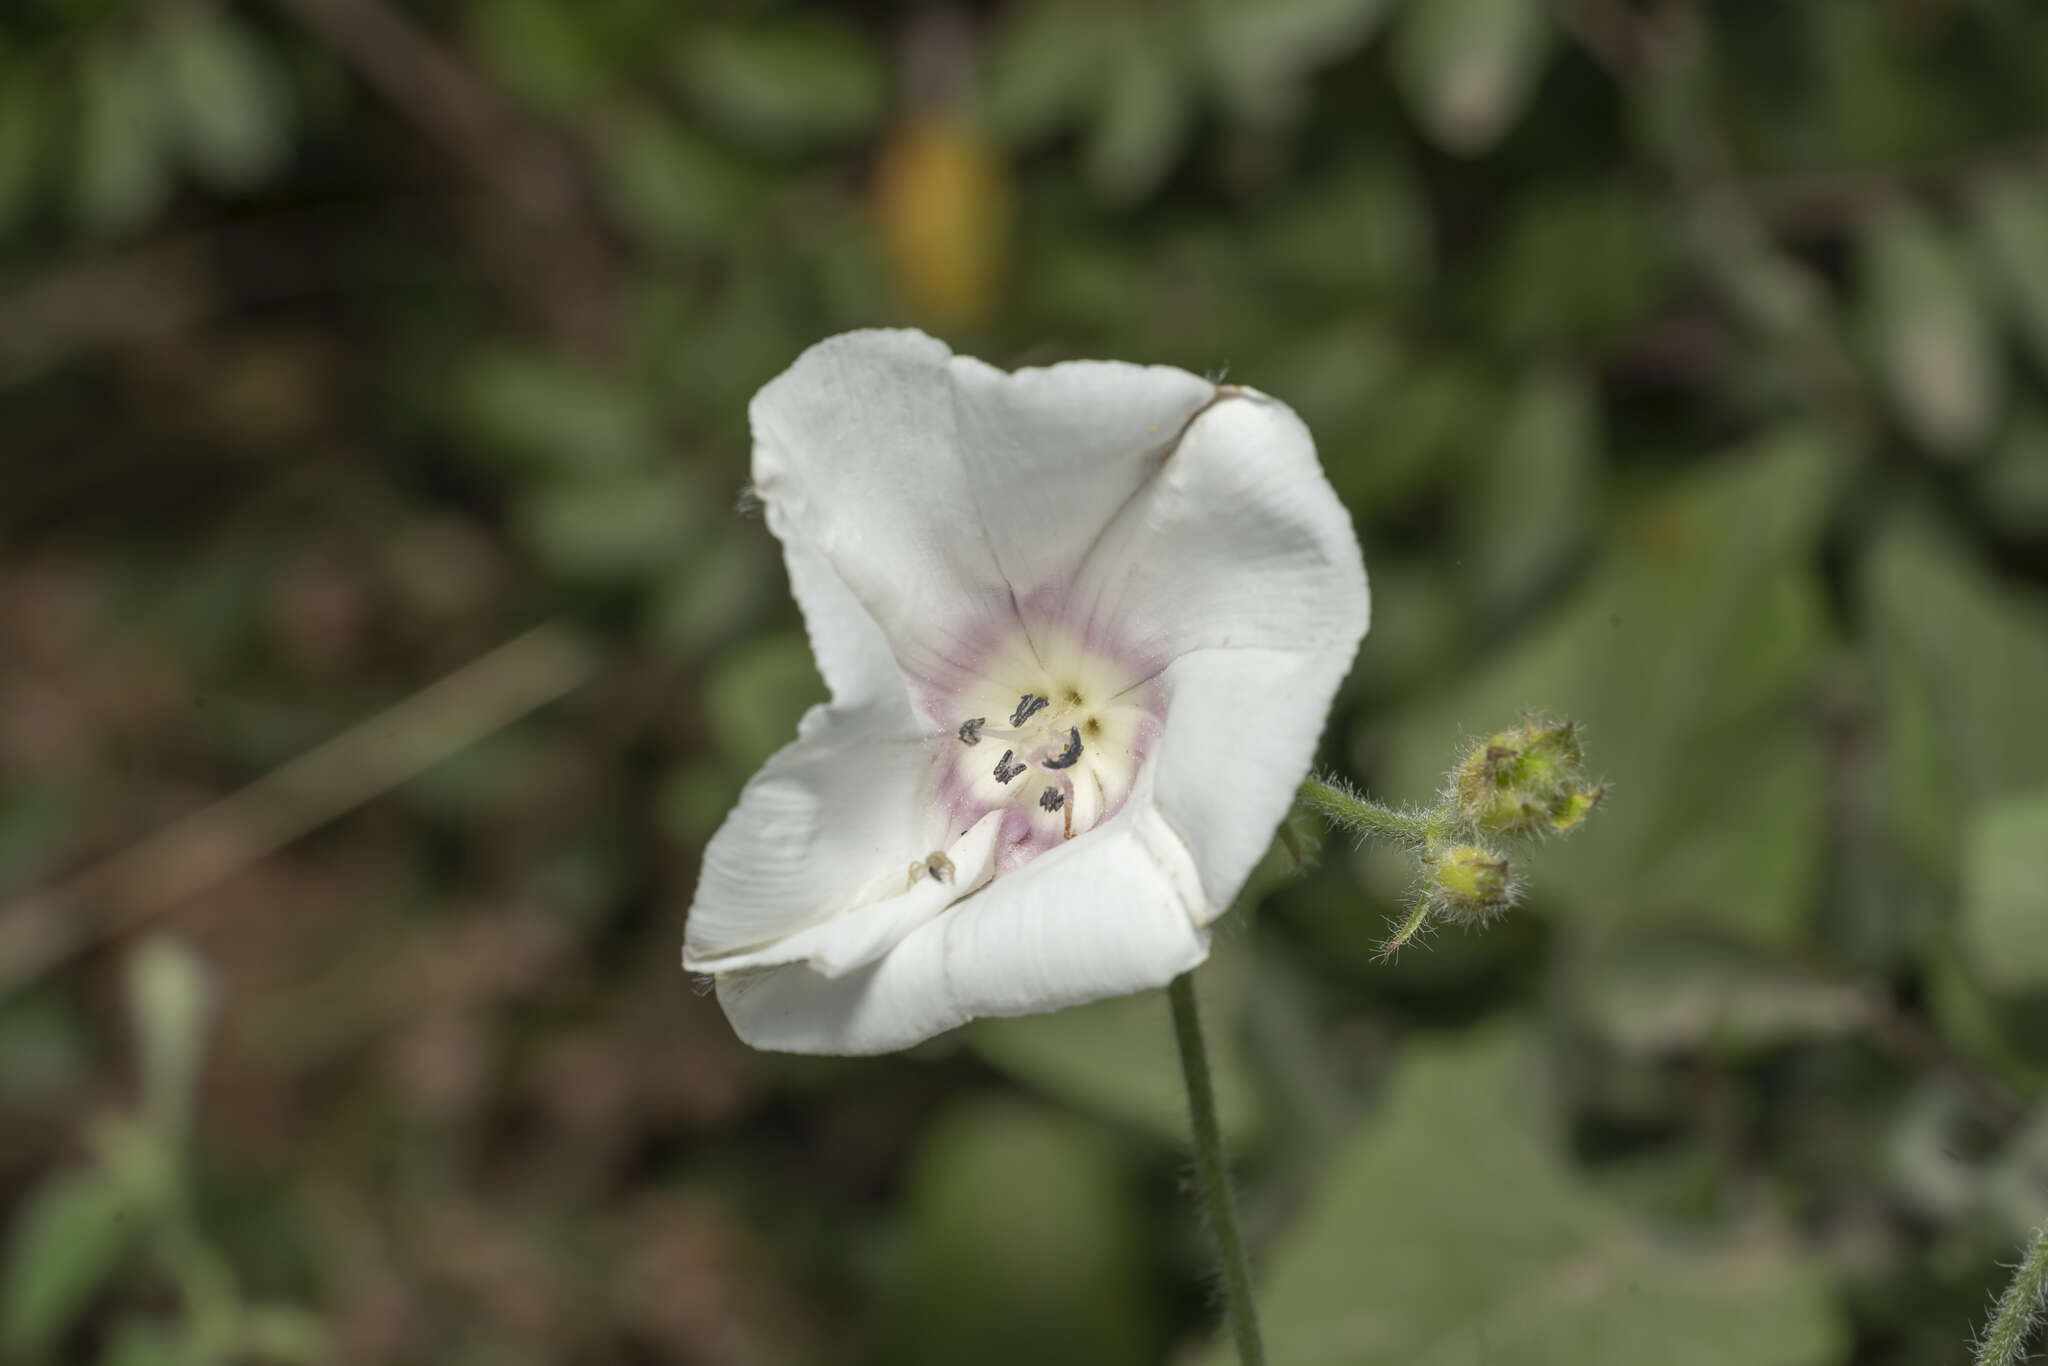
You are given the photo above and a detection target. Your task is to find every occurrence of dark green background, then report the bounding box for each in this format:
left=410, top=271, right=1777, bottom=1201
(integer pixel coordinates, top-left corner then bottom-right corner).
left=3, top=1, right=2047, bottom=1362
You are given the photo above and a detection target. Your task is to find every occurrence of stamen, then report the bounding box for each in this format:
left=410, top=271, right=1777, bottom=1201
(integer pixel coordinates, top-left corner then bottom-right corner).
left=957, top=717, right=986, bottom=745
left=1038, top=787, right=1064, bottom=812
left=1010, top=693, right=1050, bottom=726
left=1041, top=727, right=1084, bottom=770
left=993, top=750, right=1026, bottom=784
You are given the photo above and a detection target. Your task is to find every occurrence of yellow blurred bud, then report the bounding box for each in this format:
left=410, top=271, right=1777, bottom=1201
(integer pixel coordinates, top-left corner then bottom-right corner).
left=873, top=115, right=1012, bottom=328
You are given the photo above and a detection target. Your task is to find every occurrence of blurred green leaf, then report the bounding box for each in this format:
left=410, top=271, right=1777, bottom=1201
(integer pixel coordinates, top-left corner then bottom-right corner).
left=96, top=1319, right=207, bottom=1366
left=471, top=0, right=607, bottom=112
left=1464, top=365, right=1599, bottom=611
left=1222, top=1025, right=1847, bottom=1365
left=1258, top=155, right=1433, bottom=302
left=1959, top=790, right=2048, bottom=995
left=1083, top=32, right=1194, bottom=204
left=0, top=991, right=88, bottom=1105
left=515, top=470, right=699, bottom=581
left=1863, top=520, right=2048, bottom=884
left=0, top=68, right=45, bottom=240
left=657, top=764, right=740, bottom=845
left=1391, top=0, right=1553, bottom=156
left=74, top=39, right=172, bottom=233
left=886, top=1098, right=1160, bottom=1366
left=674, top=19, right=885, bottom=151
left=1806, top=0, right=1967, bottom=168
left=648, top=531, right=771, bottom=657
left=1576, top=936, right=1871, bottom=1056
left=1972, top=175, right=2048, bottom=381
left=456, top=349, right=661, bottom=474
left=966, top=947, right=1262, bottom=1149
left=1481, top=183, right=1666, bottom=350
left=601, top=109, right=758, bottom=250
left=1384, top=429, right=1838, bottom=943
left=2, top=1174, right=141, bottom=1355
left=1341, top=557, right=1465, bottom=699
left=125, top=937, right=215, bottom=1148
left=1975, top=408, right=2048, bottom=538
left=702, top=633, right=827, bottom=775
left=161, top=16, right=292, bottom=190
left=237, top=1304, right=329, bottom=1363
left=1325, top=349, right=1495, bottom=512
left=1983, top=1108, right=2048, bottom=1241
left=1884, top=1083, right=1980, bottom=1223
left=982, top=0, right=1106, bottom=146
left=0, top=787, right=79, bottom=892
left=1197, top=0, right=1395, bottom=123
left=1859, top=209, right=2001, bottom=460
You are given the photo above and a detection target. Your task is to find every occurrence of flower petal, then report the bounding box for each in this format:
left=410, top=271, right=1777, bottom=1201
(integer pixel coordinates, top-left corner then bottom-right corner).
left=778, top=535, right=911, bottom=722
left=1149, top=646, right=1356, bottom=918
left=687, top=810, right=1003, bottom=978
left=947, top=356, right=1219, bottom=604
left=715, top=799, right=1210, bottom=1054
left=752, top=332, right=1234, bottom=701
left=1065, top=387, right=1370, bottom=664
left=683, top=707, right=952, bottom=969
left=750, top=329, right=1014, bottom=690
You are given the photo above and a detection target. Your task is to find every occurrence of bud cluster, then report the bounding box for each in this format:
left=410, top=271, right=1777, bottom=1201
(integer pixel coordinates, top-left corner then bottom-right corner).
left=1453, top=715, right=1606, bottom=838
left=1296, top=711, right=1605, bottom=957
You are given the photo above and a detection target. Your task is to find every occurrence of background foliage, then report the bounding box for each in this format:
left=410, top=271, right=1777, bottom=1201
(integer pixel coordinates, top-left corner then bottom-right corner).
left=3, top=0, right=2047, bottom=1362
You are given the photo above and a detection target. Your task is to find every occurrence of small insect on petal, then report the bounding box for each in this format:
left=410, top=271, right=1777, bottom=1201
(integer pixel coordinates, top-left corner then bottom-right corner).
left=904, top=851, right=958, bottom=889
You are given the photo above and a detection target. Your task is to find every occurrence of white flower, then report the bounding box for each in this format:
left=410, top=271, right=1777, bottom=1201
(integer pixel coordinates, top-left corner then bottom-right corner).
left=683, top=329, right=1369, bottom=1054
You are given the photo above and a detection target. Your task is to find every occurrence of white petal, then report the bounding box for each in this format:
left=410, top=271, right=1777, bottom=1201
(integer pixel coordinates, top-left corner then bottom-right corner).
left=683, top=707, right=951, bottom=968
left=749, top=329, right=1015, bottom=690
left=715, top=799, right=1210, bottom=1055
left=947, top=356, right=1219, bottom=602
left=687, top=810, right=1003, bottom=978
left=1150, top=646, right=1355, bottom=918
left=777, top=534, right=911, bottom=724
left=1066, top=387, right=1370, bottom=663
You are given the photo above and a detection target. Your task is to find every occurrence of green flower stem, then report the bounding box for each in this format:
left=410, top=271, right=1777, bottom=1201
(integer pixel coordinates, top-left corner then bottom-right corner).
left=1296, top=777, right=1440, bottom=846
left=1977, top=1223, right=2048, bottom=1366
left=1377, top=897, right=1432, bottom=957
left=1168, top=972, right=1266, bottom=1366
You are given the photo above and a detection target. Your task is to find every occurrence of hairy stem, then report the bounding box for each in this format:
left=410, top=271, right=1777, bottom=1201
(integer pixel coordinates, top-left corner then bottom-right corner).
left=1978, top=1223, right=2048, bottom=1366
left=1378, top=897, right=1434, bottom=958
left=1296, top=776, right=1438, bottom=846
left=1168, top=973, right=1266, bottom=1366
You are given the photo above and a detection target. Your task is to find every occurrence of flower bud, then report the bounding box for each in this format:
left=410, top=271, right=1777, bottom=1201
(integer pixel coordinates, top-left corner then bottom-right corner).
left=1454, top=715, right=1603, bottom=838
left=1426, top=841, right=1515, bottom=920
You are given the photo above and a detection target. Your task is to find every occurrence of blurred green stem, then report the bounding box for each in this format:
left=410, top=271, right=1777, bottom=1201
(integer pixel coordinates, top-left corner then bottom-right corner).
left=1168, top=972, right=1266, bottom=1366
left=1977, top=1223, right=2048, bottom=1366
left=1296, top=777, right=1440, bottom=846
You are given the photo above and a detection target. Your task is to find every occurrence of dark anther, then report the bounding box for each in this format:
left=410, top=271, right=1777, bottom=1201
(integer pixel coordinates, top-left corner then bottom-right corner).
left=1041, top=727, right=1084, bottom=770
left=1010, top=693, right=1050, bottom=726
left=1038, top=787, right=1064, bottom=813
left=993, top=750, right=1026, bottom=784
left=957, top=717, right=986, bottom=745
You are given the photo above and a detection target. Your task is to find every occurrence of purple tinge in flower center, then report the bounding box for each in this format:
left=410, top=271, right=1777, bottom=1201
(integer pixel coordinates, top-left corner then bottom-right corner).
left=926, top=618, right=1165, bottom=874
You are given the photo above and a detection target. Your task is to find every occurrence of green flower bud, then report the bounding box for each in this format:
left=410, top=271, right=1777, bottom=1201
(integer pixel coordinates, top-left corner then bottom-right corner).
left=1426, top=841, right=1515, bottom=920
left=1548, top=785, right=1606, bottom=834
left=1453, top=715, right=1602, bottom=838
